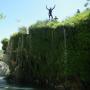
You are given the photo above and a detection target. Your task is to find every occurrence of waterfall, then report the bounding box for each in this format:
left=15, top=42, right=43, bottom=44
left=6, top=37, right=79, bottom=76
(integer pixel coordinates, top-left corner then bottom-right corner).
left=63, top=28, right=67, bottom=69
left=16, top=37, right=21, bottom=64
left=63, top=27, right=69, bottom=89
left=63, top=27, right=68, bottom=76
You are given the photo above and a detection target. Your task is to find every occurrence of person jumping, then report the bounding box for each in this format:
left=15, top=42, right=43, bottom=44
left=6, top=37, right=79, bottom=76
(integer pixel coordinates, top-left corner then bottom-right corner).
left=46, top=5, right=56, bottom=20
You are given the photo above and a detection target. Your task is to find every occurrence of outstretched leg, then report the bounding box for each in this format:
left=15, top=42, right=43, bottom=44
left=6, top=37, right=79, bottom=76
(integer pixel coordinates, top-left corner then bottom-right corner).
left=51, top=15, right=53, bottom=20
left=49, top=14, right=53, bottom=20
left=49, top=14, right=50, bottom=20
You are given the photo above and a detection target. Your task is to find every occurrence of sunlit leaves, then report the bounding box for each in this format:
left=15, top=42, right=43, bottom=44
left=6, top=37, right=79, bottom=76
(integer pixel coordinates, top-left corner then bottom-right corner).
left=18, top=26, right=27, bottom=34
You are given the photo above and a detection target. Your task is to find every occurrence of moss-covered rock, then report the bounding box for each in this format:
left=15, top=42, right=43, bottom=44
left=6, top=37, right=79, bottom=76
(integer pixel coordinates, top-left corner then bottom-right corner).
left=5, top=9, right=90, bottom=89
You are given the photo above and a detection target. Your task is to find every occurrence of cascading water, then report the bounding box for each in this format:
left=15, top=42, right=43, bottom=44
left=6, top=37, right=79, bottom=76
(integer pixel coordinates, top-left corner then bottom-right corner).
left=63, top=27, right=67, bottom=73
left=63, top=27, right=68, bottom=89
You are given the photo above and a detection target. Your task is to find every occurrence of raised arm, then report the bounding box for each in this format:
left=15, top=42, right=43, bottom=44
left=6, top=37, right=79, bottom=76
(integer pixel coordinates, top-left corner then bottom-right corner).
left=52, top=5, right=56, bottom=10
left=46, top=5, right=49, bottom=10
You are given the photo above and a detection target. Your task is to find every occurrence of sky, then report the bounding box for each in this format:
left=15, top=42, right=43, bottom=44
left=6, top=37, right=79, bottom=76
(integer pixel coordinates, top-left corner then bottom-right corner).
left=0, top=0, right=87, bottom=50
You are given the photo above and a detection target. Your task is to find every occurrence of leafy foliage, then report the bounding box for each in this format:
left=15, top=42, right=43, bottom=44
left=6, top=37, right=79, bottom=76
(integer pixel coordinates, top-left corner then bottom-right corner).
left=18, top=26, right=27, bottom=34
left=1, top=38, right=9, bottom=53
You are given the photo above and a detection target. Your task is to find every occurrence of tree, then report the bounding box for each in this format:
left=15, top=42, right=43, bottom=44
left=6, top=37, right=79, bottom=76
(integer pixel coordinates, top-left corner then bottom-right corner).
left=18, top=26, right=27, bottom=34
left=1, top=38, right=9, bottom=53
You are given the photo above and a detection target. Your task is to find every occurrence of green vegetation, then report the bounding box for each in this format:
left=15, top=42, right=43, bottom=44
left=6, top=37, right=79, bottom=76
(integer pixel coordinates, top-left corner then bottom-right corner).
left=3, top=9, right=90, bottom=88
left=18, top=26, right=27, bottom=34
left=1, top=38, right=9, bottom=54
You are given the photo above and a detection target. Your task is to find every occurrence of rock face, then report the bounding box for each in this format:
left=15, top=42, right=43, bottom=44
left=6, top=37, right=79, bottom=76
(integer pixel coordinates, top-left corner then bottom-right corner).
left=0, top=61, right=10, bottom=76
left=0, top=50, right=3, bottom=61
left=4, top=9, right=90, bottom=89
